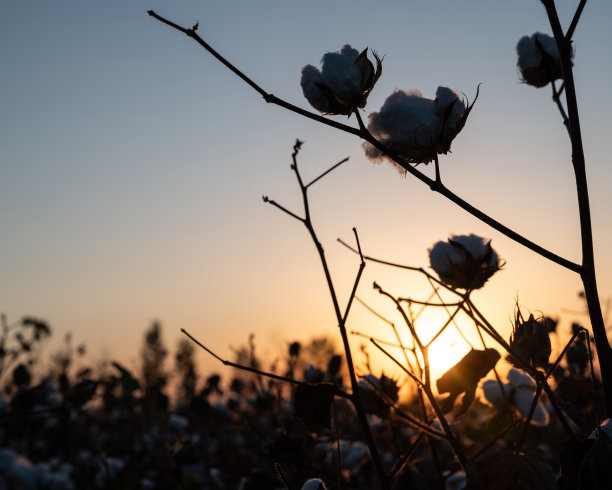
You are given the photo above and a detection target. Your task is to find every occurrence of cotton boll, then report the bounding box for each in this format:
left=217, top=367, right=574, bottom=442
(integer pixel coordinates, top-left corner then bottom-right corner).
left=481, top=380, right=506, bottom=407
left=343, top=442, right=368, bottom=471
left=9, top=455, right=37, bottom=490
left=300, top=65, right=329, bottom=113
left=588, top=418, right=612, bottom=439
left=0, top=449, right=17, bottom=473
left=40, top=471, right=74, bottom=490
left=446, top=471, right=467, bottom=490
left=534, top=32, right=559, bottom=59
left=302, top=478, right=327, bottom=490
left=513, top=386, right=549, bottom=426
left=339, top=44, right=359, bottom=60
left=516, top=36, right=542, bottom=69
left=506, top=368, right=535, bottom=389
left=482, top=369, right=549, bottom=426
left=365, top=89, right=439, bottom=165
left=320, top=52, right=362, bottom=104
left=168, top=413, right=189, bottom=432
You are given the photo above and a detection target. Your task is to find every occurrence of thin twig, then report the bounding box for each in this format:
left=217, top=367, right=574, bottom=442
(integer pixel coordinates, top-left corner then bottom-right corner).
left=306, top=157, right=350, bottom=188
left=565, top=0, right=588, bottom=42
left=399, top=298, right=463, bottom=307
left=262, top=196, right=304, bottom=222
left=359, top=375, right=446, bottom=438
left=274, top=463, right=292, bottom=490
left=515, top=382, right=545, bottom=452
left=389, top=431, right=426, bottom=479
left=425, top=276, right=474, bottom=348
left=425, top=301, right=466, bottom=348
left=180, top=328, right=350, bottom=398
left=371, top=339, right=468, bottom=469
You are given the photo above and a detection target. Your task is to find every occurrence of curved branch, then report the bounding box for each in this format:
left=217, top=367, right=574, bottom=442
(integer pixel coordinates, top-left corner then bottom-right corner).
left=148, top=10, right=581, bottom=274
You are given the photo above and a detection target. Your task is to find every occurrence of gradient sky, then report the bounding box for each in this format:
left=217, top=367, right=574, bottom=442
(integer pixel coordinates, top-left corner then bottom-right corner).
left=1, top=1, right=611, bottom=383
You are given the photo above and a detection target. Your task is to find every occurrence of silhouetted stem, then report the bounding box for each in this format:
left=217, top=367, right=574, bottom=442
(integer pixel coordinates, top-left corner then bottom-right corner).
left=180, top=328, right=350, bottom=399
left=515, top=382, right=545, bottom=452
left=542, top=0, right=612, bottom=418
left=372, top=339, right=467, bottom=470
left=540, top=375, right=578, bottom=440
left=425, top=300, right=467, bottom=348
left=374, top=283, right=430, bottom=385
left=360, top=375, right=446, bottom=438
left=551, top=81, right=570, bottom=134
left=265, top=143, right=388, bottom=488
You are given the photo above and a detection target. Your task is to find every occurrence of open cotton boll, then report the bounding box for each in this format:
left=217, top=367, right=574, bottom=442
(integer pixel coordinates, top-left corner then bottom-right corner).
left=516, top=32, right=563, bottom=88
left=513, top=386, right=549, bottom=426
left=533, top=32, right=559, bottom=59
left=482, top=379, right=509, bottom=407
left=364, top=89, right=439, bottom=165
left=319, top=52, right=363, bottom=103
left=300, top=44, right=381, bottom=115
left=428, top=234, right=500, bottom=290
left=482, top=369, right=549, bottom=426
left=588, top=418, right=612, bottom=440
left=435, top=87, right=466, bottom=153
left=302, top=478, right=328, bottom=490
left=516, top=36, right=543, bottom=69
left=364, top=85, right=477, bottom=170
left=506, top=367, right=535, bottom=389
left=300, top=66, right=329, bottom=113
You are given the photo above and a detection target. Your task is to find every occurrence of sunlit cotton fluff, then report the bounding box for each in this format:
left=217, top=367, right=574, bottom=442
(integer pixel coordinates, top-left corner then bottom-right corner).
left=363, top=86, right=475, bottom=167
left=428, top=234, right=501, bottom=290
left=302, top=478, right=328, bottom=490
left=482, top=368, right=549, bottom=426
left=301, top=45, right=381, bottom=115
left=516, top=32, right=564, bottom=87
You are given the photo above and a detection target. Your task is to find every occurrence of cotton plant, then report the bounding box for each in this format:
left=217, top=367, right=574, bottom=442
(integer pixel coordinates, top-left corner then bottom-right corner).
left=149, top=2, right=611, bottom=488
left=482, top=368, right=549, bottom=426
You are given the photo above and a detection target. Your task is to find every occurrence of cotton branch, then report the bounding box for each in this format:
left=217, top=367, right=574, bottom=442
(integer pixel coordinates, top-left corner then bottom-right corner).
left=148, top=9, right=580, bottom=274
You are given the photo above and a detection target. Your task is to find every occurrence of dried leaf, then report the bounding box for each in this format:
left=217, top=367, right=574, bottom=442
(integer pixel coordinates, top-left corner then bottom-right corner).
left=436, top=348, right=500, bottom=414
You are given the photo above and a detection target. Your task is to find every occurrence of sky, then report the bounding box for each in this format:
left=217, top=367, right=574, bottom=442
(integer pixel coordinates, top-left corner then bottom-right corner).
left=1, top=1, right=611, bottom=385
